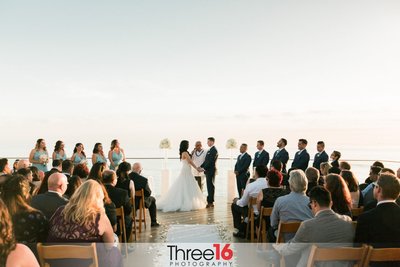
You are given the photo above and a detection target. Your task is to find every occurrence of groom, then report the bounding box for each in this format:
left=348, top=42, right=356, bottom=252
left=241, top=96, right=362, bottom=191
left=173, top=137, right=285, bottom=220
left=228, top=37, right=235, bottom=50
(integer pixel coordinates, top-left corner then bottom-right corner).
left=198, top=137, right=218, bottom=208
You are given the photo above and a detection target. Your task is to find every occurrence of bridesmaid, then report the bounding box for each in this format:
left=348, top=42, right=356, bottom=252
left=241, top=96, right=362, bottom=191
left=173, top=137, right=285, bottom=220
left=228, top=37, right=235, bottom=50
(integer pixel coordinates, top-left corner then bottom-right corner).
left=92, top=143, right=107, bottom=165
left=71, top=143, right=87, bottom=165
left=108, top=139, right=126, bottom=170
left=52, top=140, right=67, bottom=161
left=29, top=139, right=49, bottom=172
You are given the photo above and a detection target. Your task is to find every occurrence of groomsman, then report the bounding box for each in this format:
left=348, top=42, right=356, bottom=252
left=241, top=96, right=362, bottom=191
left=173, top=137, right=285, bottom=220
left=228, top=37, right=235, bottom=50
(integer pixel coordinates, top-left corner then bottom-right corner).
left=252, top=140, right=269, bottom=168
left=234, top=144, right=252, bottom=197
left=200, top=137, right=218, bottom=208
left=290, top=139, right=310, bottom=172
left=312, top=141, right=329, bottom=172
left=272, top=138, right=289, bottom=173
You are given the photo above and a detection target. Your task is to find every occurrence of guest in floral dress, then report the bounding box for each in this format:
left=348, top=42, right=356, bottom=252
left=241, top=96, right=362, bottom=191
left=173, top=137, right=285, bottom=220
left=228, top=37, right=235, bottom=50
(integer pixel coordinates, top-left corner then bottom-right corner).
left=47, top=180, right=122, bottom=267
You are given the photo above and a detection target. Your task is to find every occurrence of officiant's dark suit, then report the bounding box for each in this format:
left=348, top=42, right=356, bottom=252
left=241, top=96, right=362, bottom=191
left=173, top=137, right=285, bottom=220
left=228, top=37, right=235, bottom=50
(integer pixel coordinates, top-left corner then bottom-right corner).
left=129, top=171, right=158, bottom=225
left=201, top=142, right=218, bottom=206
left=253, top=150, right=269, bottom=168
left=234, top=144, right=252, bottom=197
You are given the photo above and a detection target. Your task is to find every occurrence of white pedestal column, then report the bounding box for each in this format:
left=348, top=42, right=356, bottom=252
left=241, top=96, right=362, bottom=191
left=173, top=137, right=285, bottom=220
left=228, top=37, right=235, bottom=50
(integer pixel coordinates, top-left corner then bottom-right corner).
left=227, top=170, right=237, bottom=202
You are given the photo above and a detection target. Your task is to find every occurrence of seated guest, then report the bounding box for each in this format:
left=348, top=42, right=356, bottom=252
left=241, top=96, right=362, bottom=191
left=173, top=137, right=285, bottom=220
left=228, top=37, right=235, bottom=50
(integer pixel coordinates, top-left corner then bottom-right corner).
left=31, top=173, right=69, bottom=219
left=320, top=161, right=332, bottom=179
left=29, top=166, right=41, bottom=188
left=51, top=159, right=63, bottom=172
left=72, top=163, right=89, bottom=181
left=63, top=175, right=82, bottom=200
left=330, top=150, right=341, bottom=169
left=103, top=170, right=132, bottom=242
left=355, top=173, right=400, bottom=249
left=16, top=167, right=36, bottom=195
left=48, top=180, right=122, bottom=267
left=61, top=159, right=74, bottom=179
left=362, top=163, right=383, bottom=187
left=231, top=165, right=268, bottom=238
left=88, top=162, right=107, bottom=182
left=16, top=159, right=30, bottom=171
left=256, top=169, right=289, bottom=231
left=341, top=170, right=363, bottom=208
left=270, top=170, right=313, bottom=242
left=361, top=166, right=383, bottom=205
left=12, top=159, right=20, bottom=173
left=325, top=174, right=352, bottom=216
left=116, top=162, right=135, bottom=198
left=36, top=168, right=61, bottom=195
left=339, top=161, right=351, bottom=171
left=0, top=199, right=39, bottom=267
left=0, top=158, right=11, bottom=176
left=129, top=162, right=159, bottom=227
left=271, top=186, right=354, bottom=267
left=2, top=175, right=48, bottom=254
left=305, top=167, right=320, bottom=195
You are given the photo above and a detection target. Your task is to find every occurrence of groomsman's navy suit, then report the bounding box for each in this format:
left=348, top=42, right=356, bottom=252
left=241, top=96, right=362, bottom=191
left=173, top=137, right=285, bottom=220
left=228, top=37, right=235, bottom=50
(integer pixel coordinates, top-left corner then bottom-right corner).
left=272, top=148, right=289, bottom=173
left=201, top=146, right=218, bottom=204
left=312, top=151, right=329, bottom=171
left=291, top=149, right=310, bottom=172
left=253, top=150, right=269, bottom=168
left=234, top=152, right=252, bottom=197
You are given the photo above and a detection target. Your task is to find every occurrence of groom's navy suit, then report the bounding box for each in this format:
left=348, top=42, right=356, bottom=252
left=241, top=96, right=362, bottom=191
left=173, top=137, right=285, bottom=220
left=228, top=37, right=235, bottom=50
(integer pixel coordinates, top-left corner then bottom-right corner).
left=201, top=146, right=218, bottom=204
left=234, top=152, right=252, bottom=197
left=252, top=150, right=269, bottom=168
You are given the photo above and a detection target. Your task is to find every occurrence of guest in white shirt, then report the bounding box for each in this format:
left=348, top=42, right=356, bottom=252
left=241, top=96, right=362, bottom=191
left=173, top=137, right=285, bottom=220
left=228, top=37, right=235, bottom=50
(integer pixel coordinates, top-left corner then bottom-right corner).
left=191, top=141, right=206, bottom=190
left=231, top=165, right=268, bottom=238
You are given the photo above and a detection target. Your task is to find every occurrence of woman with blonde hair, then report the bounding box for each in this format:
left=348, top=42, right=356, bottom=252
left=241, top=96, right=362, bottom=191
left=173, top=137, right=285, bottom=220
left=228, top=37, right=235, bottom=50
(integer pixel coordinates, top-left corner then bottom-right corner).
left=0, top=199, right=39, bottom=267
left=108, top=139, right=125, bottom=170
left=47, top=180, right=122, bottom=267
left=29, top=138, right=49, bottom=172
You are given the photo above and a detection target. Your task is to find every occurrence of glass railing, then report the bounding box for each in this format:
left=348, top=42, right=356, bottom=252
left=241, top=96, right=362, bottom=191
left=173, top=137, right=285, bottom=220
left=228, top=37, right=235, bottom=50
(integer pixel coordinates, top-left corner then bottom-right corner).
left=6, top=157, right=399, bottom=198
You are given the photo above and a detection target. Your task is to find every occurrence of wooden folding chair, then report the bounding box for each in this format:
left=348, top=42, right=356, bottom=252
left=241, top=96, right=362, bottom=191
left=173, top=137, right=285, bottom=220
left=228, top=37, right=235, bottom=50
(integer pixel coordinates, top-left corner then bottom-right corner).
left=129, top=196, right=137, bottom=241
left=135, top=189, right=147, bottom=233
left=115, top=206, right=127, bottom=256
left=276, top=221, right=302, bottom=243
left=245, top=197, right=258, bottom=242
left=37, top=242, right=98, bottom=267
left=257, top=206, right=273, bottom=243
left=363, top=246, right=400, bottom=267
left=306, top=244, right=369, bottom=267
left=351, top=207, right=364, bottom=220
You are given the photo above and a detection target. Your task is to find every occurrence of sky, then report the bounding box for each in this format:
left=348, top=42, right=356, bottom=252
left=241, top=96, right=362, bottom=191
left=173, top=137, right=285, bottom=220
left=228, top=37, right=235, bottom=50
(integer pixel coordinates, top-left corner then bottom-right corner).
left=0, top=0, right=400, bottom=160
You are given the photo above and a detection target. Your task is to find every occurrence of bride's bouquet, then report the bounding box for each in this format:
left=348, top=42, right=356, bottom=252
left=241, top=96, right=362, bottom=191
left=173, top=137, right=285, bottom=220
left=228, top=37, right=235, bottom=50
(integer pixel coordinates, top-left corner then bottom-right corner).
left=225, top=138, right=237, bottom=150
left=159, top=138, right=171, bottom=149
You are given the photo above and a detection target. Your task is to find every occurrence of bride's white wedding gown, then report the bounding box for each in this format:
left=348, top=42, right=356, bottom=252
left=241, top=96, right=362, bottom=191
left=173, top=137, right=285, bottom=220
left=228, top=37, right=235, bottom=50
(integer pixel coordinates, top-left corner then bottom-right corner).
left=158, top=159, right=206, bottom=212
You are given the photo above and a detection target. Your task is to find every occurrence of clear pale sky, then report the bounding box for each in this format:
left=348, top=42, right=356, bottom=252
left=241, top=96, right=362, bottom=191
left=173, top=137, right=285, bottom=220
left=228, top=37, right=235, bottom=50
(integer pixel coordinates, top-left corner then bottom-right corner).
left=0, top=0, right=399, bottom=159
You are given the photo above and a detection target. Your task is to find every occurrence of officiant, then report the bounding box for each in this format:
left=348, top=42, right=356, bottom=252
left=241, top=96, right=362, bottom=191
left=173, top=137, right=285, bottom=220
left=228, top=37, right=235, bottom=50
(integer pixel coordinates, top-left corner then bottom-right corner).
left=191, top=141, right=206, bottom=190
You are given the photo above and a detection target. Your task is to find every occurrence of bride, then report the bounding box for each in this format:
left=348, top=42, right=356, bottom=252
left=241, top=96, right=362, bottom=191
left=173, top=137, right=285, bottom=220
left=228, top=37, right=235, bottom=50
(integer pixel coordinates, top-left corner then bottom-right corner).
left=158, top=140, right=207, bottom=212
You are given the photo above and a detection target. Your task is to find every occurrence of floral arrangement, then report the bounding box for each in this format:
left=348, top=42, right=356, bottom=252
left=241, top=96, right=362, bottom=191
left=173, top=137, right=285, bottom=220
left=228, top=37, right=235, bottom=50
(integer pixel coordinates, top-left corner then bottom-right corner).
left=159, top=138, right=171, bottom=149
left=39, top=154, right=48, bottom=164
left=226, top=138, right=237, bottom=149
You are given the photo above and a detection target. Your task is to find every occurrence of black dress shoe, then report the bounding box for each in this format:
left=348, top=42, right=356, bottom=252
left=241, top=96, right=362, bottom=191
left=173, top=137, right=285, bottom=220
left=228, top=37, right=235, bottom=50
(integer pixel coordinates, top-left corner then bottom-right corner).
left=206, top=203, right=215, bottom=208
left=233, top=232, right=245, bottom=238
left=151, top=222, right=160, bottom=227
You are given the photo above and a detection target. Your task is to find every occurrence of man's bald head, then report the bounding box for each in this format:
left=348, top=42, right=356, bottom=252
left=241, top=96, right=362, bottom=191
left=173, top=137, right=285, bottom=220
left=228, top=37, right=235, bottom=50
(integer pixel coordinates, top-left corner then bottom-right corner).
left=48, top=173, right=68, bottom=194
left=132, top=162, right=142, bottom=174
left=17, top=159, right=30, bottom=170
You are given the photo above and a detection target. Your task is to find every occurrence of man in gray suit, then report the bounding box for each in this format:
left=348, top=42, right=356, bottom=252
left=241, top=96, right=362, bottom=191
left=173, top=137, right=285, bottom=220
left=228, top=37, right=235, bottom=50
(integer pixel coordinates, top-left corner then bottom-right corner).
left=270, top=186, right=354, bottom=267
